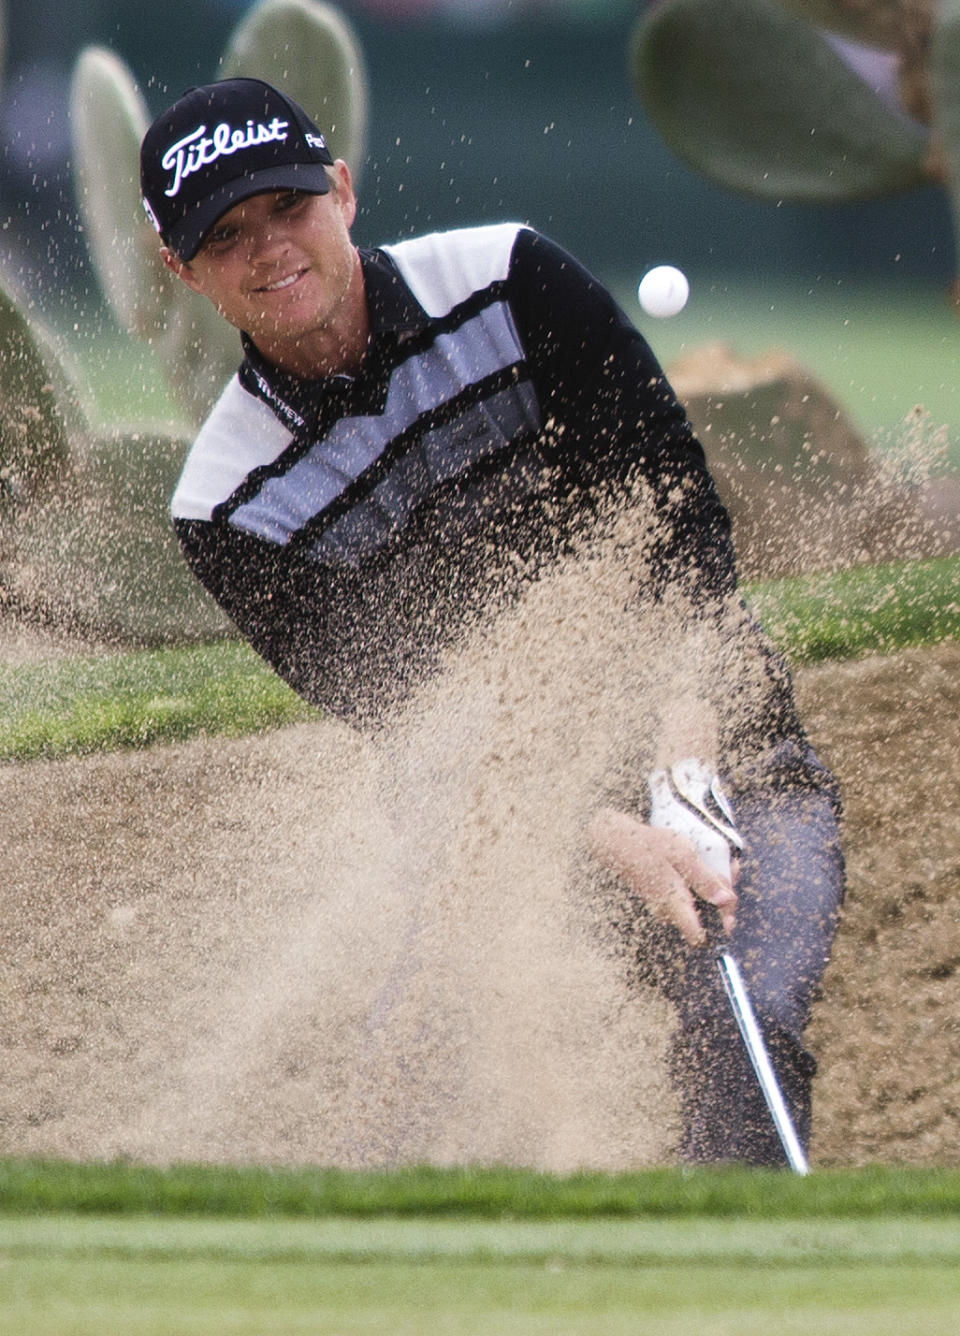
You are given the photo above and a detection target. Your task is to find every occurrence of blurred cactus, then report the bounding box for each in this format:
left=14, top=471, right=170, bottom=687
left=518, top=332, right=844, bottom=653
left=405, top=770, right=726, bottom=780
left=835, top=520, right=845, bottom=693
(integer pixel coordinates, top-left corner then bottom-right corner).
left=0, top=0, right=227, bottom=645
left=629, top=0, right=960, bottom=296
left=776, top=1, right=933, bottom=57
left=628, top=0, right=960, bottom=565
left=71, top=47, right=176, bottom=344
left=0, top=295, right=226, bottom=642
left=0, top=0, right=73, bottom=521
left=630, top=0, right=931, bottom=202
left=0, top=277, right=74, bottom=512
left=70, top=0, right=369, bottom=427
left=776, top=1, right=933, bottom=71
left=4, top=425, right=229, bottom=644
left=0, top=286, right=227, bottom=641
left=222, top=0, right=368, bottom=155
left=70, top=44, right=238, bottom=427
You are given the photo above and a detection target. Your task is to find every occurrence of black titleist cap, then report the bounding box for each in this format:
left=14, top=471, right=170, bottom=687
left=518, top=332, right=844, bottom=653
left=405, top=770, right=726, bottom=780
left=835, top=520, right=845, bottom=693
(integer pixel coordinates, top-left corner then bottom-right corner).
left=140, top=77, right=335, bottom=261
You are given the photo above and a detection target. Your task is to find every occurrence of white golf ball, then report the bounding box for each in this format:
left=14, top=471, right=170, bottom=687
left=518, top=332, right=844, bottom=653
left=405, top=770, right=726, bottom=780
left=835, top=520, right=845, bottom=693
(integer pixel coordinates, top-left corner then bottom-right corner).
left=638, top=265, right=689, bottom=318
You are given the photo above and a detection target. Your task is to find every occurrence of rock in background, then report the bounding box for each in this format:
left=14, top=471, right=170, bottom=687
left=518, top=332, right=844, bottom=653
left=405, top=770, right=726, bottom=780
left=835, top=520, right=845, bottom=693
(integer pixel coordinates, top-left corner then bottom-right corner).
left=669, top=342, right=959, bottom=579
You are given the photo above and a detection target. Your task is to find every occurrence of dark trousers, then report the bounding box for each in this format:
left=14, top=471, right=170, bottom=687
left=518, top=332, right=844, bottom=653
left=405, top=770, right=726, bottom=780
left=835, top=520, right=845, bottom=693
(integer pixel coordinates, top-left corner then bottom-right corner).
left=626, top=788, right=845, bottom=1166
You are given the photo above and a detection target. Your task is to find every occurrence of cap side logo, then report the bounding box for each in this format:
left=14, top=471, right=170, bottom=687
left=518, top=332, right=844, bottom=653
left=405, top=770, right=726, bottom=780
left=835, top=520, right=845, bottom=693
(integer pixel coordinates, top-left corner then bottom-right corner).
left=160, top=117, right=291, bottom=198
left=142, top=196, right=163, bottom=235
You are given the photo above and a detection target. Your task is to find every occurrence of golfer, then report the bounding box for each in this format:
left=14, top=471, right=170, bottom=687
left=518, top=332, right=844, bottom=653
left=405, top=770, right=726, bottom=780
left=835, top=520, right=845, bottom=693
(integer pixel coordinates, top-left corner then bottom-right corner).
left=140, top=77, right=844, bottom=1165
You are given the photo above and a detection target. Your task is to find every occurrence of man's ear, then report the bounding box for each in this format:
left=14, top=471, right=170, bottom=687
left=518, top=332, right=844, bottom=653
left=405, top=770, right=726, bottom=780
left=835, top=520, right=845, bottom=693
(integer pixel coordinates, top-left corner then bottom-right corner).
left=329, top=160, right=358, bottom=229
left=160, top=245, right=202, bottom=293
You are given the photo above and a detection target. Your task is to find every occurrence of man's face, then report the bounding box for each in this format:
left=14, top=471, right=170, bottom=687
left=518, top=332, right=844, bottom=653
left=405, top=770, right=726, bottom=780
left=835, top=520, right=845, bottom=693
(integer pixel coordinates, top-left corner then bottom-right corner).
left=163, top=163, right=361, bottom=365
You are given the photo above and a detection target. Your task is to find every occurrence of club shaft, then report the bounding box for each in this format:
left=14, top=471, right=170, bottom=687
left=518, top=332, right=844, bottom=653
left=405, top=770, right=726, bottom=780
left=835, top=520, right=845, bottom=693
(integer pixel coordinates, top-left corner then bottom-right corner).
left=715, top=948, right=810, bottom=1175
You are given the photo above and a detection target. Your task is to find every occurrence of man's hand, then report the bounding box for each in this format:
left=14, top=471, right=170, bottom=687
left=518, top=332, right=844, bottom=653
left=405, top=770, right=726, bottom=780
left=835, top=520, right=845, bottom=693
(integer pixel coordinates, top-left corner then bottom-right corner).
left=586, top=806, right=738, bottom=948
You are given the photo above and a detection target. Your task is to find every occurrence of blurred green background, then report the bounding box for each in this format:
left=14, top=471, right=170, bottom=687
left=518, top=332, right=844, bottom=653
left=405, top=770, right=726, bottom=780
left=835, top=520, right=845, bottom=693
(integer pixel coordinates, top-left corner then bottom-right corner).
left=2, top=1, right=956, bottom=453
left=4, top=1, right=955, bottom=277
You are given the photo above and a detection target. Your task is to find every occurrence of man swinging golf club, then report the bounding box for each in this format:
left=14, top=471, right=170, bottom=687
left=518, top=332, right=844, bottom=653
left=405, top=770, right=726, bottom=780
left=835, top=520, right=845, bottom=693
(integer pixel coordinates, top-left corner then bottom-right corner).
left=141, top=77, right=845, bottom=1166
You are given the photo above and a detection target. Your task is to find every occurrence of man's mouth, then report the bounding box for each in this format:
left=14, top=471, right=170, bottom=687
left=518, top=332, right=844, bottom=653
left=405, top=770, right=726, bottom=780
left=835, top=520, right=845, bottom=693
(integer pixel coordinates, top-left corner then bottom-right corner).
left=256, top=269, right=306, bottom=293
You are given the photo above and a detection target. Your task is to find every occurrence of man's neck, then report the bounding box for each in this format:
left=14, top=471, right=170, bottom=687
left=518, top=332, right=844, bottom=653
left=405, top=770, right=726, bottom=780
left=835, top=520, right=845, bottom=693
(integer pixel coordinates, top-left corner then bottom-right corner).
left=257, top=329, right=369, bottom=381
left=250, top=257, right=371, bottom=380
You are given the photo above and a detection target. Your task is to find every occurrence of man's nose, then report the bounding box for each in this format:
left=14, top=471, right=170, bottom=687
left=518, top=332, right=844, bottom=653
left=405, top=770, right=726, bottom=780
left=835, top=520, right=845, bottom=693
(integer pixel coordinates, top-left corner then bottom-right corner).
left=250, top=226, right=289, bottom=264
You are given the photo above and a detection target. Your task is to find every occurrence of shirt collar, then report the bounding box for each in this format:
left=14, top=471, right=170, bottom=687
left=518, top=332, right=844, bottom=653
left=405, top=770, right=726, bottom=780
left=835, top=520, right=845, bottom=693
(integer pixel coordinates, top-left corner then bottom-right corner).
left=359, top=247, right=430, bottom=337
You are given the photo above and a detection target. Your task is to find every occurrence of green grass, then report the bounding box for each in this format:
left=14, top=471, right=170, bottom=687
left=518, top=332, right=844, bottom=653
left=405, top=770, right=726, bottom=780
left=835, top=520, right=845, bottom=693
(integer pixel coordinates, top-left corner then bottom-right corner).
left=2, top=1165, right=960, bottom=1334
left=746, top=553, right=960, bottom=662
left=57, top=319, right=191, bottom=436
left=5, top=1211, right=960, bottom=1263
left=0, top=640, right=318, bottom=762
left=4, top=1247, right=955, bottom=1335
left=2, top=1160, right=960, bottom=1218
left=2, top=1227, right=959, bottom=1335
left=2, top=555, right=956, bottom=763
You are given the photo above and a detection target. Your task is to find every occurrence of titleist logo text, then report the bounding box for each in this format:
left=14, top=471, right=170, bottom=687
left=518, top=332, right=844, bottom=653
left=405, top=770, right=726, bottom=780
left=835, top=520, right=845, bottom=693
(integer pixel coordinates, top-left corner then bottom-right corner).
left=161, top=118, right=290, bottom=197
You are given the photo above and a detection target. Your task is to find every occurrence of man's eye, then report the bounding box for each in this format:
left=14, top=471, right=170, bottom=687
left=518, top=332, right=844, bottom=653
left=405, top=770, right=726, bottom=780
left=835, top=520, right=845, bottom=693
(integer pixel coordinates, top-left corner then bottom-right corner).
left=203, top=228, right=236, bottom=252
left=277, top=191, right=305, bottom=212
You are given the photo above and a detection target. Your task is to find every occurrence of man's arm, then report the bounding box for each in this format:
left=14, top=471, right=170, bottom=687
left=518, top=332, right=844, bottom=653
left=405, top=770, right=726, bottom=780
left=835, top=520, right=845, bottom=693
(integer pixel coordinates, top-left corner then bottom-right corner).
left=504, top=229, right=840, bottom=938
left=505, top=227, right=737, bottom=602
left=508, top=228, right=840, bottom=798
left=175, top=517, right=402, bottom=723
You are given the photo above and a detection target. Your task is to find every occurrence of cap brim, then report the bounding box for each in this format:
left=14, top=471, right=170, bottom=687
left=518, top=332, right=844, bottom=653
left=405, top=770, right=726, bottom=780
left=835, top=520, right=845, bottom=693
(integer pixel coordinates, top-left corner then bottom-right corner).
left=168, top=162, right=331, bottom=261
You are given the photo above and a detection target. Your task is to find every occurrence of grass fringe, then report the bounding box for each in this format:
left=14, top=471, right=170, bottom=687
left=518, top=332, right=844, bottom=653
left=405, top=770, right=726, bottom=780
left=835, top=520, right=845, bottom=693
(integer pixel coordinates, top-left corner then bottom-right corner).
left=2, top=1159, right=960, bottom=1219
